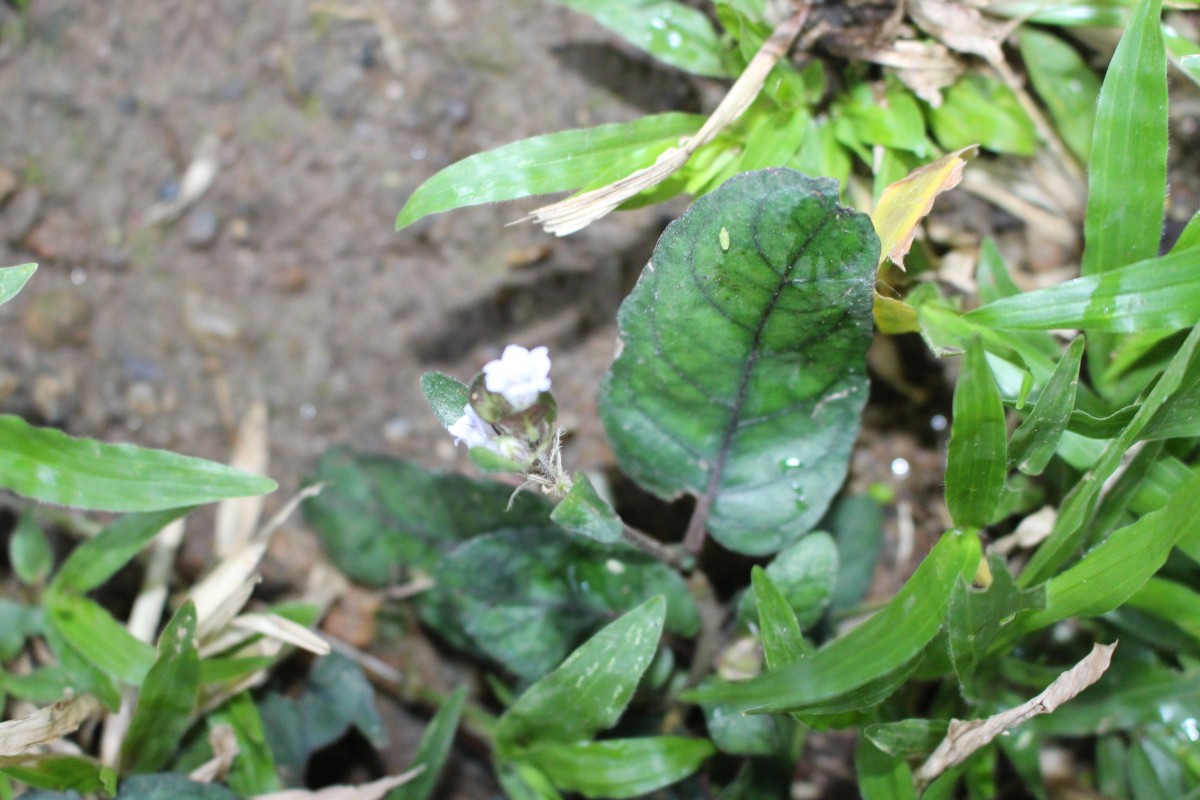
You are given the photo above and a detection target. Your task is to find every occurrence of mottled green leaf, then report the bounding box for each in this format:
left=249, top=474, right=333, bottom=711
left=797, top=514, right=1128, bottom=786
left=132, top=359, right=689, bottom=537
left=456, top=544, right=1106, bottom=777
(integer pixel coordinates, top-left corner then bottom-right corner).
left=1082, top=0, right=1166, bottom=277
left=739, top=532, right=837, bottom=630
left=969, top=242, right=1200, bottom=335
left=121, top=602, right=200, bottom=773
left=688, top=530, right=979, bottom=712
left=1008, top=336, right=1084, bottom=475
left=51, top=508, right=192, bottom=594
left=395, top=114, right=702, bottom=230
left=420, top=371, right=470, bottom=429
left=304, top=448, right=552, bottom=586
left=9, top=512, right=52, bottom=586
left=388, top=687, right=466, bottom=800
left=496, top=597, right=664, bottom=751
left=521, top=737, right=715, bottom=799
left=426, top=528, right=697, bottom=679
left=945, top=339, right=1007, bottom=529
left=702, top=692, right=797, bottom=756
left=601, top=169, right=878, bottom=555
left=551, top=0, right=730, bottom=77
left=1018, top=28, right=1101, bottom=161
left=927, top=73, right=1037, bottom=155
left=856, top=737, right=917, bottom=800
left=0, top=263, right=36, bottom=307
left=115, top=774, right=238, bottom=800
left=550, top=472, right=622, bottom=543
left=0, top=416, right=274, bottom=512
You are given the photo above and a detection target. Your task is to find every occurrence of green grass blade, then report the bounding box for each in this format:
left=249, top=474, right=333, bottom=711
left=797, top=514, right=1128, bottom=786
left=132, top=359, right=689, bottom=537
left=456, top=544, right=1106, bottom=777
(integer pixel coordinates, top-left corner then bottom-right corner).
left=388, top=687, right=467, bottom=800
left=120, top=602, right=201, bottom=774
left=1081, top=0, right=1166, bottom=276
left=395, top=114, right=702, bottom=230
left=1008, top=336, right=1085, bottom=475
left=686, top=530, right=979, bottom=713
left=209, top=692, right=281, bottom=796
left=0, top=263, right=36, bottom=307
left=0, top=415, right=275, bottom=512
left=550, top=0, right=730, bottom=78
left=856, top=736, right=918, bottom=800
left=51, top=508, right=193, bottom=594
left=45, top=591, right=156, bottom=685
left=751, top=567, right=810, bottom=669
left=965, top=247, right=1200, bottom=333
left=1126, top=578, right=1200, bottom=642
left=1018, top=28, right=1101, bottom=162
left=521, top=737, right=715, bottom=799
left=945, top=339, right=1007, bottom=529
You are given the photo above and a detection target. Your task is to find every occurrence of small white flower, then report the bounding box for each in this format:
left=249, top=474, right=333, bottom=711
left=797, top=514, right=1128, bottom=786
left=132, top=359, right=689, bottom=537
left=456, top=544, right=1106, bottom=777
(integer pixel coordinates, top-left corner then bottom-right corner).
left=483, top=344, right=551, bottom=411
left=447, top=404, right=493, bottom=449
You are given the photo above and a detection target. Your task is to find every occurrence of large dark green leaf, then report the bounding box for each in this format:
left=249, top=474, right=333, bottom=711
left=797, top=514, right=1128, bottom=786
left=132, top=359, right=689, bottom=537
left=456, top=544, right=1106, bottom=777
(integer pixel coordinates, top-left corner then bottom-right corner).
left=303, top=448, right=552, bottom=586
left=426, top=529, right=697, bottom=679
left=395, top=114, right=702, bottom=230
left=0, top=263, right=36, bottom=306
left=115, top=774, right=238, bottom=800
left=520, top=737, right=715, bottom=799
left=945, top=339, right=1007, bottom=529
left=600, top=169, right=878, bottom=555
left=551, top=0, right=730, bottom=78
left=496, top=596, right=665, bottom=751
left=687, top=530, right=979, bottom=712
left=0, top=416, right=274, bottom=512
left=120, top=602, right=200, bottom=774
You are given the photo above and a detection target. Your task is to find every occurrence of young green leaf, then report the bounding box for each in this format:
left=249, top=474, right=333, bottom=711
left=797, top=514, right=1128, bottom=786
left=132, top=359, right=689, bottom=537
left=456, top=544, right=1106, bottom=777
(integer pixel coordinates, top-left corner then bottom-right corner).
left=0, top=756, right=107, bottom=795
left=0, top=666, right=72, bottom=704
left=426, top=528, right=697, bottom=679
left=751, top=566, right=810, bottom=669
left=9, top=513, right=53, bottom=586
left=966, top=247, right=1200, bottom=334
left=387, top=687, right=466, bottom=800
left=739, top=532, right=837, bottom=631
left=395, top=113, right=702, bottom=230
left=208, top=692, right=280, bottom=796
left=1008, top=336, right=1085, bottom=475
left=926, top=74, right=1037, bottom=155
left=1081, top=0, right=1166, bottom=277
left=420, top=371, right=470, bottom=430
left=120, top=602, right=200, bottom=773
left=549, top=472, right=623, bottom=544
left=1017, top=28, right=1101, bottom=162
left=550, top=0, right=730, bottom=78
left=519, top=737, right=715, bottom=799
left=947, top=557, right=1045, bottom=691
left=601, top=169, right=878, bottom=555
left=496, top=596, right=665, bottom=752
left=0, top=263, right=37, bottom=307
left=945, top=339, right=1007, bottom=529
left=41, top=614, right=121, bottom=710
left=688, top=530, right=979, bottom=713
left=0, top=415, right=275, bottom=512
left=44, top=592, right=155, bottom=685
left=856, top=736, right=917, bottom=800
left=51, top=508, right=192, bottom=594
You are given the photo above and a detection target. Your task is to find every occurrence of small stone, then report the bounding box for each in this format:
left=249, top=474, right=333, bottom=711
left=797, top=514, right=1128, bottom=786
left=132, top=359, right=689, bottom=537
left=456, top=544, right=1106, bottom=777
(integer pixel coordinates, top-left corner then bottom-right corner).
left=383, top=416, right=412, bottom=445
left=32, top=371, right=77, bottom=424
left=1, top=188, right=42, bottom=246
left=184, top=207, right=220, bottom=249
left=126, top=381, right=160, bottom=417
left=184, top=290, right=241, bottom=344
left=228, top=217, right=250, bottom=244
left=22, top=289, right=92, bottom=347
left=0, top=167, right=18, bottom=206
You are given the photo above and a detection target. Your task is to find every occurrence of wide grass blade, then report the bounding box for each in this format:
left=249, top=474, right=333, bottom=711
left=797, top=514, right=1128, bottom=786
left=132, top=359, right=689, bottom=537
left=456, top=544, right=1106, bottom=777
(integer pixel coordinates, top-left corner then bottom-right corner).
left=945, top=339, right=1007, bottom=529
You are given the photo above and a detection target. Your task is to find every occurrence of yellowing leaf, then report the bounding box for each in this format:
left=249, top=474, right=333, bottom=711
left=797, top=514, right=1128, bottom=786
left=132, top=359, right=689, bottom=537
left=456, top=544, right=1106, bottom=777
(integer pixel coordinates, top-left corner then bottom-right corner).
left=871, top=146, right=976, bottom=270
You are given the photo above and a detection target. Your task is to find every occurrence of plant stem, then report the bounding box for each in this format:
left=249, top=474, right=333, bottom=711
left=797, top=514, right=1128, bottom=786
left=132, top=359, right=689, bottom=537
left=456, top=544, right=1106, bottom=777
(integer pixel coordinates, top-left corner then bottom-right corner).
left=620, top=524, right=686, bottom=569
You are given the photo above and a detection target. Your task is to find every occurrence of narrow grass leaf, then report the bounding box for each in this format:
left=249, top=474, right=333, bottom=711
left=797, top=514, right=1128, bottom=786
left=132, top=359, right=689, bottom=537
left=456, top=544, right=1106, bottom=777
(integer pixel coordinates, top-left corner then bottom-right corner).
left=388, top=687, right=466, bottom=800
left=0, top=263, right=36, bottom=307
left=1017, top=28, right=1100, bottom=162
left=1174, top=209, right=1200, bottom=252
left=1126, top=578, right=1200, bottom=642
left=975, top=238, right=1019, bottom=305
left=120, top=602, right=201, bottom=774
left=0, top=756, right=107, bottom=794
left=45, top=592, right=155, bottom=685
left=1021, top=324, right=1200, bottom=584
left=395, top=114, right=703, bottom=230
left=601, top=169, right=878, bottom=555
left=945, top=339, right=1007, bottom=529
left=550, top=473, right=622, bottom=544
left=687, top=530, right=979, bottom=713
left=520, top=737, right=715, bottom=799
left=866, top=719, right=950, bottom=761
left=51, top=508, right=192, bottom=594
left=41, top=617, right=121, bottom=710
left=1081, top=0, right=1166, bottom=277
left=496, top=596, right=665, bottom=752
left=751, top=567, right=810, bottom=669
left=0, top=415, right=275, bottom=512
left=550, top=1, right=729, bottom=78
left=1008, top=336, right=1084, bottom=475
left=739, top=532, right=837, bottom=630
left=209, top=691, right=280, bottom=796
left=856, top=736, right=917, bottom=800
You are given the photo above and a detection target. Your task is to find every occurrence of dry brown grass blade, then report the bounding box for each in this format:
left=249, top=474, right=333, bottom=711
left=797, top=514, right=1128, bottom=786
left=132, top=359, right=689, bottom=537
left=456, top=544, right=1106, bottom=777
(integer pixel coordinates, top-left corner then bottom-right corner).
left=526, top=7, right=809, bottom=236
left=231, top=612, right=332, bottom=656
left=142, top=132, right=220, bottom=227
left=916, top=642, right=1116, bottom=786
left=215, top=400, right=269, bottom=558
left=0, top=695, right=101, bottom=758
left=252, top=769, right=424, bottom=800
